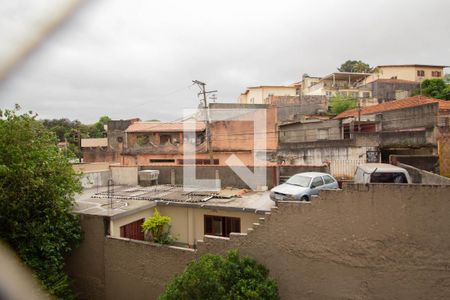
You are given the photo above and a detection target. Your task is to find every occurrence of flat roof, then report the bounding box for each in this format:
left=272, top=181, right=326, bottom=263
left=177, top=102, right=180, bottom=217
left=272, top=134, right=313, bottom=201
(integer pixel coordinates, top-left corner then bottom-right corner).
left=321, top=72, right=371, bottom=81
left=376, top=64, right=448, bottom=68
left=73, top=185, right=275, bottom=218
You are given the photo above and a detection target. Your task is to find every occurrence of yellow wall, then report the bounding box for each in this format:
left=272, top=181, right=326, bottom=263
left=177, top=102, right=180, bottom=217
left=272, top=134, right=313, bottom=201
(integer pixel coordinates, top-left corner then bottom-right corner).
left=110, top=208, right=154, bottom=236
left=365, top=66, right=445, bottom=83
left=110, top=205, right=261, bottom=246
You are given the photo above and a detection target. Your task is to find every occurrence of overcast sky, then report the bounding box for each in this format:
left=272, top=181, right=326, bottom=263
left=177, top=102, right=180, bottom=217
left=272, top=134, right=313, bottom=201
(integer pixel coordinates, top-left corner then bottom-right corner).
left=0, top=0, right=449, bottom=123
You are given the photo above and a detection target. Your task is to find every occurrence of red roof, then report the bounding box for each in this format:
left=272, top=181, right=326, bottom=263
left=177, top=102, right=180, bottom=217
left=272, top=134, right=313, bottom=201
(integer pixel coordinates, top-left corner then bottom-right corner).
left=125, top=122, right=206, bottom=133
left=334, top=96, right=450, bottom=119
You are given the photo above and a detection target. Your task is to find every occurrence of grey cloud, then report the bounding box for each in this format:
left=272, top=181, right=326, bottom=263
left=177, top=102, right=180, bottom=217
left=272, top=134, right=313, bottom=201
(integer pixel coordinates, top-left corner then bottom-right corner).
left=0, top=0, right=449, bottom=123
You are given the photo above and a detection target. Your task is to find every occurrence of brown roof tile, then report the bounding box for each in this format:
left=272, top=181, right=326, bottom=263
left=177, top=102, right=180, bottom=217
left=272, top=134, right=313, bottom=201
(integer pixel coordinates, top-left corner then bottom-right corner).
left=334, top=95, right=450, bottom=119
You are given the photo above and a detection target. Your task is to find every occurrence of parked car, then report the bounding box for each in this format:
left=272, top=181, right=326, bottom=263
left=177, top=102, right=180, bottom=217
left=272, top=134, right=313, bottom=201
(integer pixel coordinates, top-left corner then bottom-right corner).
left=353, top=163, right=411, bottom=184
left=270, top=172, right=339, bottom=201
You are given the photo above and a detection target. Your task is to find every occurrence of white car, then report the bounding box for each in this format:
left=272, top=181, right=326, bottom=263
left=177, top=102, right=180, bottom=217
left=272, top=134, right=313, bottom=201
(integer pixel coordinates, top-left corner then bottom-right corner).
left=270, top=172, right=339, bottom=201
left=353, top=163, right=411, bottom=184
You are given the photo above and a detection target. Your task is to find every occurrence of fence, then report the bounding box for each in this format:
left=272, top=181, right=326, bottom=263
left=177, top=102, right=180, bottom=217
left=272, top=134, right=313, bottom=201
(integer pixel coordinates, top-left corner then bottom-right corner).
left=330, top=159, right=366, bottom=179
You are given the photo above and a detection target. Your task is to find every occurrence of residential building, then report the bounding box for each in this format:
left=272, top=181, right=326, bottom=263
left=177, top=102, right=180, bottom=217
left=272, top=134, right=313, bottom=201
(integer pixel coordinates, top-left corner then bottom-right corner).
left=277, top=96, right=450, bottom=177
left=302, top=72, right=372, bottom=99
left=364, top=64, right=447, bottom=84
left=97, top=104, right=280, bottom=167
left=74, top=185, right=273, bottom=248
left=81, top=119, right=139, bottom=163
left=334, top=95, right=450, bottom=161
left=299, top=76, right=321, bottom=95
left=238, top=85, right=297, bottom=104
left=358, top=78, right=419, bottom=103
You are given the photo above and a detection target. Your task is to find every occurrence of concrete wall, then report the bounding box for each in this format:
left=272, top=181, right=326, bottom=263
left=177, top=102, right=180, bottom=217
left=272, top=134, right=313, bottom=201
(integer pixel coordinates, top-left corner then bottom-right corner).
left=140, top=165, right=328, bottom=189
left=397, top=163, right=450, bottom=185
left=69, top=184, right=450, bottom=300
left=140, top=165, right=279, bottom=189
left=66, top=215, right=106, bottom=300
left=390, top=155, right=438, bottom=172
left=279, top=119, right=341, bottom=143
left=80, top=170, right=111, bottom=188
left=111, top=166, right=138, bottom=186
left=380, top=102, right=438, bottom=132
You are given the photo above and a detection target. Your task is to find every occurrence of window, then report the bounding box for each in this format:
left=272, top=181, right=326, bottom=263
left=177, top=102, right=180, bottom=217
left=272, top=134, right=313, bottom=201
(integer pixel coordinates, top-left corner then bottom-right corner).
left=432, top=71, right=441, bottom=77
left=325, top=91, right=332, bottom=97
left=149, top=159, right=175, bottom=163
left=317, top=128, right=329, bottom=140
left=323, top=175, right=335, bottom=184
left=417, top=70, right=425, bottom=77
left=370, top=172, right=407, bottom=183
left=310, top=177, right=324, bottom=188
left=120, top=219, right=145, bottom=241
left=204, top=215, right=240, bottom=237
left=177, top=159, right=219, bottom=165
left=362, top=92, right=370, bottom=98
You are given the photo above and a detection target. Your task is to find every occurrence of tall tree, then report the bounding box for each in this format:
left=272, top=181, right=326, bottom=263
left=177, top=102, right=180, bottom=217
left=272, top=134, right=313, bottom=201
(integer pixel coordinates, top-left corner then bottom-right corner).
left=338, top=60, right=371, bottom=73
left=413, top=78, right=450, bottom=100
left=0, top=106, right=82, bottom=299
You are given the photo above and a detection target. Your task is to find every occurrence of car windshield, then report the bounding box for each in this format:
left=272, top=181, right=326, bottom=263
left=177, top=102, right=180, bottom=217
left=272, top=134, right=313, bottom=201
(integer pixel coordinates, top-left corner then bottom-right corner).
left=286, top=175, right=311, bottom=187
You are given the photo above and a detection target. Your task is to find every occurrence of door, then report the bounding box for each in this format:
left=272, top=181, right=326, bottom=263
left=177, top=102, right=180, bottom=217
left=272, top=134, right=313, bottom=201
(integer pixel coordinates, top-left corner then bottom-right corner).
left=310, top=176, right=324, bottom=195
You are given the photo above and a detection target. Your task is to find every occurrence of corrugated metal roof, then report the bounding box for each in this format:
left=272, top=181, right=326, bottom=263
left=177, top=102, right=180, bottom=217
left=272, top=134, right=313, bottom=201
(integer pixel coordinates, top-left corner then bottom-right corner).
left=125, top=122, right=206, bottom=133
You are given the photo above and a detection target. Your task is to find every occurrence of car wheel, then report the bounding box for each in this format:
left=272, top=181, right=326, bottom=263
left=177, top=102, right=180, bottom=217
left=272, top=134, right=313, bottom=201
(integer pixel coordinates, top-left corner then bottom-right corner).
left=300, top=195, right=309, bottom=202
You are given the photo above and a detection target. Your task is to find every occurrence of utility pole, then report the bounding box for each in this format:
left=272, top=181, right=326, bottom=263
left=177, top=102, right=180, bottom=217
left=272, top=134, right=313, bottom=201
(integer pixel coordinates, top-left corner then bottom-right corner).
left=357, top=99, right=361, bottom=132
left=192, top=80, right=217, bottom=165
left=77, top=130, right=82, bottom=163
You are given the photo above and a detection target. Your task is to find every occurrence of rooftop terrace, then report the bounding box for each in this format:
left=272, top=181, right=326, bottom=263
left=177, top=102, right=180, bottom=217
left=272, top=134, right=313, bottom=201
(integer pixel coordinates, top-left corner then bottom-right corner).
left=74, top=185, right=274, bottom=218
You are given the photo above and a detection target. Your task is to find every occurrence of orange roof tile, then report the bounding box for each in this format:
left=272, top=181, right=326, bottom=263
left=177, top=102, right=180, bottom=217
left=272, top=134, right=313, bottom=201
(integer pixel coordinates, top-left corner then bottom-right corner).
left=334, top=95, right=450, bottom=119
left=125, top=122, right=206, bottom=133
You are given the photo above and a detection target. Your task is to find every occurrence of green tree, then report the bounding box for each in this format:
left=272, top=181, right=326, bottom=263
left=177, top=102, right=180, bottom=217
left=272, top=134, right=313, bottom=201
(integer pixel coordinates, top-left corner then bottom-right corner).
left=413, top=78, right=450, bottom=100
left=329, top=94, right=358, bottom=115
left=160, top=250, right=279, bottom=300
left=0, top=106, right=82, bottom=299
left=90, top=115, right=111, bottom=138
left=338, top=60, right=371, bottom=73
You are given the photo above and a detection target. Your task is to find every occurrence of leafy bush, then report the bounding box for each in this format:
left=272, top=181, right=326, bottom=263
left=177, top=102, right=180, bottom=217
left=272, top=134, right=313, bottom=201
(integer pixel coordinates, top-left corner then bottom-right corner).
left=0, top=106, right=82, bottom=299
left=141, top=209, right=174, bottom=244
left=329, top=94, right=358, bottom=115
left=413, top=78, right=450, bottom=100
left=160, top=250, right=279, bottom=300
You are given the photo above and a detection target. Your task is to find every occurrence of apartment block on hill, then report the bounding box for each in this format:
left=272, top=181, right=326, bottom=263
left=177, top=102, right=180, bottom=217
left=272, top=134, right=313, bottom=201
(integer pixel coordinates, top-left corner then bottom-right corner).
left=364, top=64, right=447, bottom=84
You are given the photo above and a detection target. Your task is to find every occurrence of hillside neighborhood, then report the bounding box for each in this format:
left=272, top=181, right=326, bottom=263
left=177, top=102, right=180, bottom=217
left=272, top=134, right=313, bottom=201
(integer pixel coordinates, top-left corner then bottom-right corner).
left=59, top=63, right=450, bottom=299
left=1, top=2, right=450, bottom=299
